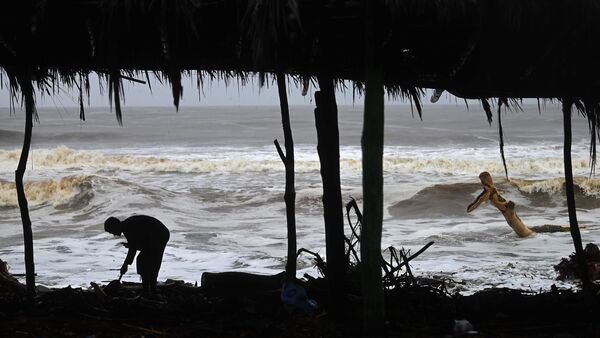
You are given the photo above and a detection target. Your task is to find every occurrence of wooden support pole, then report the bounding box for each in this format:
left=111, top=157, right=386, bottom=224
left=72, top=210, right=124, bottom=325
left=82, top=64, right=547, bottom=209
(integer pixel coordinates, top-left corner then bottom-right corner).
left=15, top=72, right=36, bottom=298
left=314, top=74, right=346, bottom=320
left=361, top=0, right=385, bottom=332
left=274, top=72, right=297, bottom=279
left=562, top=100, right=590, bottom=289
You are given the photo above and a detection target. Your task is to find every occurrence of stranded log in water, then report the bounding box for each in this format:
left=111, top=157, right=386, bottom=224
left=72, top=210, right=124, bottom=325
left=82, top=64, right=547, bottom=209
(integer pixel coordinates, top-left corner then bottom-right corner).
left=467, top=172, right=570, bottom=237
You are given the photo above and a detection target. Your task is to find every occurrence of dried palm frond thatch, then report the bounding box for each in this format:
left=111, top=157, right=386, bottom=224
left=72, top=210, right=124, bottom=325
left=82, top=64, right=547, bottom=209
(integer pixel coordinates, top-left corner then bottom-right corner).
left=241, top=0, right=301, bottom=67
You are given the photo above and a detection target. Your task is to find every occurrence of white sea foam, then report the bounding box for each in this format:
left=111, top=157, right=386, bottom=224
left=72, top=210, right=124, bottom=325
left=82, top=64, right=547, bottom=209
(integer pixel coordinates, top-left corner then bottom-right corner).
left=0, top=146, right=594, bottom=178
left=0, top=146, right=306, bottom=173
left=512, top=177, right=600, bottom=196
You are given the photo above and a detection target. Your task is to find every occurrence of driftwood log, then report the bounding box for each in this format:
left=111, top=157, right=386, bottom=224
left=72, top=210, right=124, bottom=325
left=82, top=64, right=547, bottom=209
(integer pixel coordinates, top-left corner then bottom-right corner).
left=200, top=271, right=284, bottom=296
left=467, top=172, right=570, bottom=237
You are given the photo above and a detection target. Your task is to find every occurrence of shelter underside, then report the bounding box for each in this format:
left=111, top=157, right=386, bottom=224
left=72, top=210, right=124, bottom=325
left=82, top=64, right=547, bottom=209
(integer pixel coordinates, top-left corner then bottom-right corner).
left=2, top=0, right=600, bottom=99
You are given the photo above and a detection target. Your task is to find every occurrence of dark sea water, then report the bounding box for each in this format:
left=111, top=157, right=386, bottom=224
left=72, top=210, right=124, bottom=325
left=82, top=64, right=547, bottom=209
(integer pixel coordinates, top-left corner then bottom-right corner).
left=1, top=104, right=599, bottom=293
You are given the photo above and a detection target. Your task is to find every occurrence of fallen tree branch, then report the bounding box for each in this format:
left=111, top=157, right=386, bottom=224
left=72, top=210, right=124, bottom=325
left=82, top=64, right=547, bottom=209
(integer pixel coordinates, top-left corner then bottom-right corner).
left=467, top=171, right=570, bottom=237
left=385, top=241, right=435, bottom=276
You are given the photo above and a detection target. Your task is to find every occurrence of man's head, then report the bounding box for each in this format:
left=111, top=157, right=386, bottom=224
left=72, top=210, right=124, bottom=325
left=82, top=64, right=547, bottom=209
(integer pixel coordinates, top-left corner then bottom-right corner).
left=104, top=217, right=122, bottom=236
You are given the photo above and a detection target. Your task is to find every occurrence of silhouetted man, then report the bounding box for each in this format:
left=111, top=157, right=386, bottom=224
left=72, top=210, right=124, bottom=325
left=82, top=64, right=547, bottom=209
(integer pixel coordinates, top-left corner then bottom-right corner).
left=104, top=215, right=170, bottom=296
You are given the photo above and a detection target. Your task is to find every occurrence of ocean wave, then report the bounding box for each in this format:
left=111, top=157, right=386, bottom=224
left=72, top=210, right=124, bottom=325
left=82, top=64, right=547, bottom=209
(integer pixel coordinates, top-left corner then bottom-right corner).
left=0, top=146, right=310, bottom=173
left=383, top=157, right=590, bottom=176
left=0, top=175, right=96, bottom=207
left=389, top=183, right=482, bottom=219
left=0, top=146, right=594, bottom=175
left=511, top=177, right=600, bottom=196
left=389, top=177, right=600, bottom=219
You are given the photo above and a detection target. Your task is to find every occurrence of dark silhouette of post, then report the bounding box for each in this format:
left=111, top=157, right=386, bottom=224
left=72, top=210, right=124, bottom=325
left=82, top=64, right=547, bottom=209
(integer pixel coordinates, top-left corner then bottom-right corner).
left=497, top=98, right=509, bottom=180
left=361, top=0, right=385, bottom=332
left=274, top=71, right=297, bottom=279
left=314, top=74, right=346, bottom=320
left=562, top=100, right=590, bottom=288
left=15, top=72, right=36, bottom=298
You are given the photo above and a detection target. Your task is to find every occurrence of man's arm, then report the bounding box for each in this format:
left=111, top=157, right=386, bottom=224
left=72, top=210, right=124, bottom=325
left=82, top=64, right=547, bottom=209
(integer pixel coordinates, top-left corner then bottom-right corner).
left=120, top=247, right=137, bottom=276
left=124, top=247, right=136, bottom=266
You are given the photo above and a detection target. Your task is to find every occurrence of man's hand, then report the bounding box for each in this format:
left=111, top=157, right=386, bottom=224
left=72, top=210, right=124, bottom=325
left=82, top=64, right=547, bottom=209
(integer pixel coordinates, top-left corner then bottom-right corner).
left=120, top=264, right=128, bottom=276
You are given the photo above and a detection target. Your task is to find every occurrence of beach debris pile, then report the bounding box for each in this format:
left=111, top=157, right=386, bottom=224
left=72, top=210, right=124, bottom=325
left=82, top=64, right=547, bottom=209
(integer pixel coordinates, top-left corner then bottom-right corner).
left=297, top=198, right=439, bottom=293
left=281, top=280, right=317, bottom=315
left=0, top=258, right=26, bottom=296
left=0, top=275, right=304, bottom=337
left=554, top=243, right=600, bottom=281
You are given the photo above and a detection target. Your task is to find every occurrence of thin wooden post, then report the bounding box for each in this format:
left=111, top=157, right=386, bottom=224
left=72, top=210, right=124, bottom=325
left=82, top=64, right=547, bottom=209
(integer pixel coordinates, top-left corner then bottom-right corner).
left=314, top=74, right=346, bottom=320
left=274, top=72, right=297, bottom=279
left=15, top=72, right=36, bottom=298
left=361, top=0, right=385, bottom=332
left=562, top=100, right=590, bottom=289
left=498, top=99, right=509, bottom=179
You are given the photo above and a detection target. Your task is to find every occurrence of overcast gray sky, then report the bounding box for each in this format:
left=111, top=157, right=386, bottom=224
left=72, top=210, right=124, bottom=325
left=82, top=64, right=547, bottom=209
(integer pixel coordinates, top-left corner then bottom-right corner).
left=0, top=73, right=470, bottom=109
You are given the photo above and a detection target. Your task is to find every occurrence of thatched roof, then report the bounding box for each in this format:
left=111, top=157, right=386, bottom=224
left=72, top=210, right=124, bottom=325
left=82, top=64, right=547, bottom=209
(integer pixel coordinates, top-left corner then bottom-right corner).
left=2, top=0, right=600, bottom=100
left=2, top=0, right=600, bottom=148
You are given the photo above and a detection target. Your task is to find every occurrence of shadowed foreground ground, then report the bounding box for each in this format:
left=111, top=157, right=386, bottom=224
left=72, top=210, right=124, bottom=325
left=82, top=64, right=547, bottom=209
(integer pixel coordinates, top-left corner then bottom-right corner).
left=1, top=274, right=599, bottom=337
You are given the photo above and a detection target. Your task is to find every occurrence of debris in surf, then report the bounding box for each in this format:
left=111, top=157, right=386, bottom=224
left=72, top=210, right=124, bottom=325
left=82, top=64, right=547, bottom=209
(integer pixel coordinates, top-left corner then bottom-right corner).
left=297, top=198, right=439, bottom=293
left=468, top=172, right=571, bottom=237
left=554, top=243, right=600, bottom=281
left=0, top=258, right=26, bottom=296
